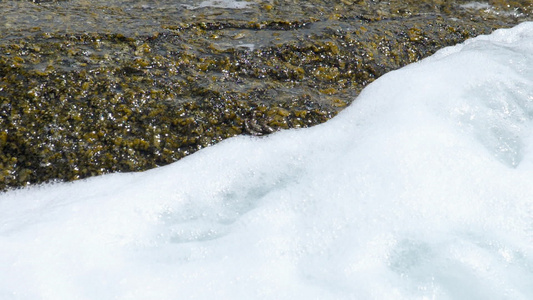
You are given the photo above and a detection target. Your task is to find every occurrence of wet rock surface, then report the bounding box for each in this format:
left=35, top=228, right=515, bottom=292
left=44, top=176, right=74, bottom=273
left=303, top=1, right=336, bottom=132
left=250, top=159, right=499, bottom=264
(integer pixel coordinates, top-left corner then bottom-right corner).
left=0, top=0, right=531, bottom=190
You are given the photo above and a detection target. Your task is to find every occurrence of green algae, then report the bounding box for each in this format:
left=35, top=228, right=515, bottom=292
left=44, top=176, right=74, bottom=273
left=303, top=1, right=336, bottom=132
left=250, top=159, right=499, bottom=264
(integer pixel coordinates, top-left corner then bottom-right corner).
left=0, top=0, right=531, bottom=190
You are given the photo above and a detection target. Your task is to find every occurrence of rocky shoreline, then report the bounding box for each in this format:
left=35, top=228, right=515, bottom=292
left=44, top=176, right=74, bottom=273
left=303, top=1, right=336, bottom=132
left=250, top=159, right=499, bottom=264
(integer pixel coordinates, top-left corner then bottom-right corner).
left=0, top=0, right=531, bottom=190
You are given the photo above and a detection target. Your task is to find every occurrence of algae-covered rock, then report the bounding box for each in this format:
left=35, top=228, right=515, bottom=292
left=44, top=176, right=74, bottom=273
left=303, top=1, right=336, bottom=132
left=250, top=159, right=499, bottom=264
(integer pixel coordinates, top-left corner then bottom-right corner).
left=0, top=0, right=531, bottom=190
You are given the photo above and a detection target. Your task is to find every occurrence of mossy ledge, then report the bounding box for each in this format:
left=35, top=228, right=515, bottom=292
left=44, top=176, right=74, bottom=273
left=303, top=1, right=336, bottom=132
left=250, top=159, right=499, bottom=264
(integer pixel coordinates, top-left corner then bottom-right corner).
left=0, top=0, right=531, bottom=190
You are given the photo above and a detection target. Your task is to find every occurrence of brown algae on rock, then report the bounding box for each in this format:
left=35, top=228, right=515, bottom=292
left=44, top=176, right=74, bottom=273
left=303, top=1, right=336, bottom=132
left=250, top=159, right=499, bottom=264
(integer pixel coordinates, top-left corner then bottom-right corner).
left=0, top=0, right=531, bottom=190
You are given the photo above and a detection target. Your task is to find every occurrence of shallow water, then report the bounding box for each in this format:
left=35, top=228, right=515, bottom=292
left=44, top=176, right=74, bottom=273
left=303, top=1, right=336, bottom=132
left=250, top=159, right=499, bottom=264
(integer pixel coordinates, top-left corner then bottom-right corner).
left=0, top=22, right=532, bottom=299
left=2, top=0, right=531, bottom=190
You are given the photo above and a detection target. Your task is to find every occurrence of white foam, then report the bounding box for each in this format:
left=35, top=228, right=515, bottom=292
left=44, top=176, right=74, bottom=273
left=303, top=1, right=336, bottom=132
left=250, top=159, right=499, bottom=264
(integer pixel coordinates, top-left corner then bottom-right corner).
left=183, top=0, right=251, bottom=10
left=1, top=22, right=532, bottom=299
left=460, top=2, right=526, bottom=18
left=460, top=2, right=492, bottom=10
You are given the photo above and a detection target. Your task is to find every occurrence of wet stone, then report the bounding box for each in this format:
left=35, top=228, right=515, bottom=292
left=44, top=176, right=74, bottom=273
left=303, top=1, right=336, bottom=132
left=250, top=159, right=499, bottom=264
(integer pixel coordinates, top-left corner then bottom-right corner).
left=0, top=0, right=531, bottom=190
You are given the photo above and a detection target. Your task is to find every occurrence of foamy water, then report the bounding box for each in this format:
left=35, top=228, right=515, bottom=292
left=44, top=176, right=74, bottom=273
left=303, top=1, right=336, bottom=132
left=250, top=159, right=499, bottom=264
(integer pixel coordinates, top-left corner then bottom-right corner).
left=183, top=0, right=252, bottom=10
left=1, top=22, right=532, bottom=300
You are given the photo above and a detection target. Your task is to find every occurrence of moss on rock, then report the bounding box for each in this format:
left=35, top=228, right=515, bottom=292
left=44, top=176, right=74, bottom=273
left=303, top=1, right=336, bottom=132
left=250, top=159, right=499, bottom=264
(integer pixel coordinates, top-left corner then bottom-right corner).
left=0, top=0, right=531, bottom=190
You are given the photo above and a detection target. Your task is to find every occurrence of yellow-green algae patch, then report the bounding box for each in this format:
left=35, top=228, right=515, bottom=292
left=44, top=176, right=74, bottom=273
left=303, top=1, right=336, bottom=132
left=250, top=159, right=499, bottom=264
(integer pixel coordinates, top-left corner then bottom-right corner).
left=0, top=0, right=531, bottom=190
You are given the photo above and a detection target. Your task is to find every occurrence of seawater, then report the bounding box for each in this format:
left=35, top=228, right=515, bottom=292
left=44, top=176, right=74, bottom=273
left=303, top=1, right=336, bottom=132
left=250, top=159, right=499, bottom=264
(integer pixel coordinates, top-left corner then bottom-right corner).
left=0, top=22, right=532, bottom=300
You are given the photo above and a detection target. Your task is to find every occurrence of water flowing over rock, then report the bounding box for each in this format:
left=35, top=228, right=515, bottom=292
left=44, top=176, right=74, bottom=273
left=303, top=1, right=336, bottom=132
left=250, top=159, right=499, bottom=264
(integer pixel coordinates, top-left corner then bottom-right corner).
left=1, top=22, right=532, bottom=299
left=0, top=0, right=531, bottom=189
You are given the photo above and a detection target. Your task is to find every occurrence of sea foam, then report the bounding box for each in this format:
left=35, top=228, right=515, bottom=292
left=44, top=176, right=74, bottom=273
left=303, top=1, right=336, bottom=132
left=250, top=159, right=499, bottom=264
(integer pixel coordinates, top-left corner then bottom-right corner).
left=1, top=22, right=532, bottom=300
